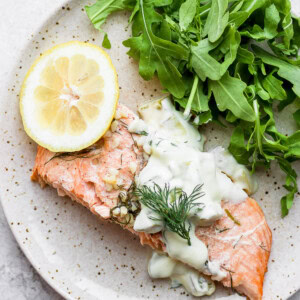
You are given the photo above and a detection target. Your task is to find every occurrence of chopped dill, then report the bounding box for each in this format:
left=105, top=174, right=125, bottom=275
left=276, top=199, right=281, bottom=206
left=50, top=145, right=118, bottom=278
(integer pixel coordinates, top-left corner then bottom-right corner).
left=225, top=209, right=241, bottom=226
left=259, top=243, right=270, bottom=253
left=129, top=132, right=138, bottom=148
left=118, top=120, right=128, bottom=128
left=136, top=130, right=148, bottom=136
left=156, top=139, right=162, bottom=146
left=216, top=227, right=231, bottom=233
left=134, top=183, right=204, bottom=245
left=233, top=235, right=243, bottom=249
left=221, top=266, right=235, bottom=293
left=230, top=271, right=234, bottom=292
left=45, top=144, right=101, bottom=165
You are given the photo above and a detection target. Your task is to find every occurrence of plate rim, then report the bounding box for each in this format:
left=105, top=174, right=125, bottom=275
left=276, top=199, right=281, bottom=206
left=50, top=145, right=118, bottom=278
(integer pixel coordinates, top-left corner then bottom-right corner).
left=1, top=199, right=73, bottom=300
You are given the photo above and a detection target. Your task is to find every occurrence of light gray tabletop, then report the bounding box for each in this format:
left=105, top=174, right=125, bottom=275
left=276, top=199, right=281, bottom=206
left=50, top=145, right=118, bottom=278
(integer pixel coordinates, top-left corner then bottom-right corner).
left=0, top=204, right=299, bottom=299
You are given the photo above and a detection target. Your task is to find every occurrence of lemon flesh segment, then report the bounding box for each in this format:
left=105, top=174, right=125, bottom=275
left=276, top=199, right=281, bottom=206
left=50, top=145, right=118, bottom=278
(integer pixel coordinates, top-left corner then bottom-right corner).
left=20, top=41, right=119, bottom=152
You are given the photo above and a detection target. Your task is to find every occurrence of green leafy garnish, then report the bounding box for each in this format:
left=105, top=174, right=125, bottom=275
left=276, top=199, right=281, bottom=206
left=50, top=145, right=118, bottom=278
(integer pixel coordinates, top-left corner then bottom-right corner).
left=293, top=109, right=300, bottom=126
left=179, top=0, right=197, bottom=31
left=134, top=183, right=204, bottom=245
left=86, top=0, right=300, bottom=216
left=102, top=33, right=111, bottom=49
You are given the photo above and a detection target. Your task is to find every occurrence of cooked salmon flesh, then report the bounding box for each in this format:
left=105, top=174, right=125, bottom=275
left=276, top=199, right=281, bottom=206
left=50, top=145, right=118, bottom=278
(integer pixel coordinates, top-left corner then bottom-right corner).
left=32, top=104, right=272, bottom=300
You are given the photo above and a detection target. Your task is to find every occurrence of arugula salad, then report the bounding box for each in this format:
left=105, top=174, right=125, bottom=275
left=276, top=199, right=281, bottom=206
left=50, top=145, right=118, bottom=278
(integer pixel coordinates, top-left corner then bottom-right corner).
left=85, top=0, right=300, bottom=216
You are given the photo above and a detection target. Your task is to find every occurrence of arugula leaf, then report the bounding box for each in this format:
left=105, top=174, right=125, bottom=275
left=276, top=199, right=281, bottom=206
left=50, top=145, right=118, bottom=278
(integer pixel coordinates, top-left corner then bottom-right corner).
left=262, top=71, right=286, bottom=100
left=154, top=0, right=173, bottom=7
left=191, top=39, right=222, bottom=81
left=273, top=0, right=294, bottom=48
left=203, top=0, right=229, bottom=43
left=86, top=0, right=300, bottom=216
left=210, top=72, right=255, bottom=122
left=179, top=0, right=197, bottom=31
left=229, top=0, right=246, bottom=14
left=278, top=158, right=298, bottom=217
left=192, top=80, right=210, bottom=113
left=228, top=126, right=252, bottom=165
left=102, top=33, right=112, bottom=49
left=123, top=0, right=189, bottom=98
left=284, top=131, right=300, bottom=158
left=236, top=46, right=254, bottom=64
left=129, top=1, right=140, bottom=23
left=252, top=45, right=300, bottom=97
left=263, top=4, right=281, bottom=38
left=254, top=72, right=271, bottom=101
left=229, top=11, right=250, bottom=28
left=220, top=25, right=241, bottom=74
left=293, top=109, right=300, bottom=127
left=239, top=0, right=266, bottom=15
left=194, top=111, right=213, bottom=125
left=240, top=4, right=280, bottom=40
left=85, top=0, right=132, bottom=30
left=181, top=76, right=210, bottom=117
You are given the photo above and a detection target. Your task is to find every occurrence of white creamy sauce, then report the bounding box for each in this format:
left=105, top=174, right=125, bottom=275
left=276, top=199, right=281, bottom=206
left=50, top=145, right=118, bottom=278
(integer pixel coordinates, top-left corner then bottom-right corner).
left=148, top=252, right=215, bottom=297
left=164, top=224, right=208, bottom=271
left=129, top=98, right=256, bottom=297
left=210, top=146, right=257, bottom=196
left=133, top=204, right=163, bottom=234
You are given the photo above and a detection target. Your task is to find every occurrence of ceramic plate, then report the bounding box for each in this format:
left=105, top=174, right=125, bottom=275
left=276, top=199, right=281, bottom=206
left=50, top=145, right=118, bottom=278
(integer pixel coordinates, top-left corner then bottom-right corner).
left=1, top=0, right=300, bottom=299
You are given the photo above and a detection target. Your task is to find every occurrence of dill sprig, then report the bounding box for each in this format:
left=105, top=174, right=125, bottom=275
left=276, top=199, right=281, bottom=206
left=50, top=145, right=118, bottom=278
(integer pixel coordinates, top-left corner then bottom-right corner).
left=134, top=183, right=204, bottom=245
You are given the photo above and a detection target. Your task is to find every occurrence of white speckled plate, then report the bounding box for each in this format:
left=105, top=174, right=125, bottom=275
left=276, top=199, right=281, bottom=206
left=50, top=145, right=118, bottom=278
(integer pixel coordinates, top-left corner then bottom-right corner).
left=0, top=1, right=300, bottom=299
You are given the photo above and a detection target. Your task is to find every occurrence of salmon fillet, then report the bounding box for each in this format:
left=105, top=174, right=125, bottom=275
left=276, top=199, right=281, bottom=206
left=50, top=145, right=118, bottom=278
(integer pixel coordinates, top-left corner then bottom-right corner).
left=196, top=198, right=272, bottom=300
left=32, top=104, right=145, bottom=218
left=31, top=104, right=272, bottom=300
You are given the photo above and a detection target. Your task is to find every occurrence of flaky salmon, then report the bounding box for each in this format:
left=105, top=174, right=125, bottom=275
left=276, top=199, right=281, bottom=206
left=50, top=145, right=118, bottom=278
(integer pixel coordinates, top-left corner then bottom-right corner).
left=32, top=104, right=272, bottom=300
left=197, top=198, right=272, bottom=300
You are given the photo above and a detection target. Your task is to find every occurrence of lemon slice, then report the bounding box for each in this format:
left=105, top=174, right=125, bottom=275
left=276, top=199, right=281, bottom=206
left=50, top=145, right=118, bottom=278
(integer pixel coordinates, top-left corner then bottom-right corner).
left=20, top=41, right=119, bottom=152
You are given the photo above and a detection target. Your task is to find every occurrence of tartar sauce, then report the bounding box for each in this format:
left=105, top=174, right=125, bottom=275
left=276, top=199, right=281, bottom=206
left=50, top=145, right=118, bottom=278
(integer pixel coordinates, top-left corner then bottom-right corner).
left=148, top=252, right=215, bottom=297
left=129, top=98, right=255, bottom=297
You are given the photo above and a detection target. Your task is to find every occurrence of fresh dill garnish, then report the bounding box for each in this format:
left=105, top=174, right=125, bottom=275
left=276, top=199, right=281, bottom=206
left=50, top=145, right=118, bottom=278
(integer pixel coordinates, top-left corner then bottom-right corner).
left=225, top=209, right=241, bottom=226
left=134, top=183, right=204, bottom=245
